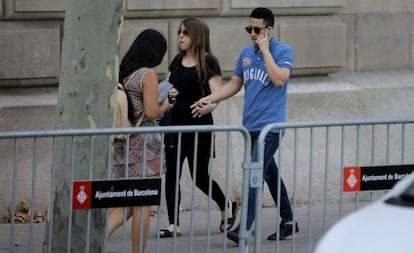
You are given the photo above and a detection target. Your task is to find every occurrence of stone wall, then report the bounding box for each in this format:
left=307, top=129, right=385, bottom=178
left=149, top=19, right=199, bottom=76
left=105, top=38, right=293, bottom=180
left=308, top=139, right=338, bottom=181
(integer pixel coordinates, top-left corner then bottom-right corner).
left=2, top=0, right=414, bottom=86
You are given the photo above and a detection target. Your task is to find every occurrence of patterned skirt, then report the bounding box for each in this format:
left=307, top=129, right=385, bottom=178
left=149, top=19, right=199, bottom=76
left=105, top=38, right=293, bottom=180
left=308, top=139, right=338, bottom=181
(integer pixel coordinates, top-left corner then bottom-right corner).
left=112, top=132, right=165, bottom=178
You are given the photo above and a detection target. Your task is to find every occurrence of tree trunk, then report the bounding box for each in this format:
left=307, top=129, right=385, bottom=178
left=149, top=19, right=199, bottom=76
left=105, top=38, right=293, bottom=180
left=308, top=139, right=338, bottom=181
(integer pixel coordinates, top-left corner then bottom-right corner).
left=51, top=0, right=125, bottom=252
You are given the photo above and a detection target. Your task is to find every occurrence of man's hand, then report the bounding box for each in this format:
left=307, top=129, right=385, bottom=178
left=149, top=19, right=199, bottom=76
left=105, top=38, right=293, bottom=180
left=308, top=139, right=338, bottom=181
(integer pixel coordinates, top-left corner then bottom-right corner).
left=191, top=98, right=213, bottom=118
left=256, top=27, right=271, bottom=53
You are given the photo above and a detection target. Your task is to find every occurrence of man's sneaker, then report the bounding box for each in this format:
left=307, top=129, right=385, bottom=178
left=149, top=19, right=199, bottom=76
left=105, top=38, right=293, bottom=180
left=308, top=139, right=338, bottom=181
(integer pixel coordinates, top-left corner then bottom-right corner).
left=226, top=230, right=239, bottom=244
left=267, top=221, right=299, bottom=240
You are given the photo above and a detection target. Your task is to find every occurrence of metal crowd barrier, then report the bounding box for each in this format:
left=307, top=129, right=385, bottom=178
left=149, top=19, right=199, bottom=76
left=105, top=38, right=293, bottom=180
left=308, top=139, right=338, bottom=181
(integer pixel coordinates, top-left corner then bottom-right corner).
left=1, top=118, right=414, bottom=253
left=0, top=125, right=251, bottom=253
left=253, top=118, right=414, bottom=253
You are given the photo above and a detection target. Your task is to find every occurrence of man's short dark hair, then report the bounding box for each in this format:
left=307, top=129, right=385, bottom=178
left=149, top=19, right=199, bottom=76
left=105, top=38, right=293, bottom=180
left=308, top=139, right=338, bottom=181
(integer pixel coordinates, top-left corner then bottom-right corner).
left=250, top=7, right=274, bottom=27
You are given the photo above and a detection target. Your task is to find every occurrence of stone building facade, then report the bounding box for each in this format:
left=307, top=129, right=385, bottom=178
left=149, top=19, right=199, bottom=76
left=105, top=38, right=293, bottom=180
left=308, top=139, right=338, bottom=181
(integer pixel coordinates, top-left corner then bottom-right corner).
left=1, top=0, right=414, bottom=88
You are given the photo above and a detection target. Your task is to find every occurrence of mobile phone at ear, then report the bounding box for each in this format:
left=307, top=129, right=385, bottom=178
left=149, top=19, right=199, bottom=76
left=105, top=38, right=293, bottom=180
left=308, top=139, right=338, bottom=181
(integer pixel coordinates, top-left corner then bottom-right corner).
left=266, top=27, right=271, bottom=36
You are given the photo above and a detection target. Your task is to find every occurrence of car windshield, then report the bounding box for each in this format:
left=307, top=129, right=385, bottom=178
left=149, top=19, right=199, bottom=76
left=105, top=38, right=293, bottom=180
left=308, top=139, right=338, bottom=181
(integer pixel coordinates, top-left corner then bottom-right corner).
left=401, top=181, right=414, bottom=201
left=385, top=180, right=414, bottom=206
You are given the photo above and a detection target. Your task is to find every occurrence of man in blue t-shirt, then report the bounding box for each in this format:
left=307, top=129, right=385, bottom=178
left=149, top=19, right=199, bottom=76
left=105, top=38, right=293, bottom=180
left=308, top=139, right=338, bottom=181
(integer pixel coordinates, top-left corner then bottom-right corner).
left=192, top=7, right=299, bottom=244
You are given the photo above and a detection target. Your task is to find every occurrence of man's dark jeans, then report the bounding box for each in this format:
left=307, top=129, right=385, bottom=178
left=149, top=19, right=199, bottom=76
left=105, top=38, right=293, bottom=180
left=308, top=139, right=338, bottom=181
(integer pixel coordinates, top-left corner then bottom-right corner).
left=245, top=131, right=293, bottom=230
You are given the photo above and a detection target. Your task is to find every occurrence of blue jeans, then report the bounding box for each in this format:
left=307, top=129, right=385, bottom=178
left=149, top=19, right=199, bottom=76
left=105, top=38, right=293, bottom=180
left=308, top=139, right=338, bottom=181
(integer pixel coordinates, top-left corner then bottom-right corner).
left=245, top=131, right=293, bottom=230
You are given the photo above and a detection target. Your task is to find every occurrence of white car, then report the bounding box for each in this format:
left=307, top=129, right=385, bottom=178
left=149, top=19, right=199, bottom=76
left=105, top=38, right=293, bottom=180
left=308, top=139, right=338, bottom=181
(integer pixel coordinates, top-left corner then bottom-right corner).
left=314, top=171, right=414, bottom=253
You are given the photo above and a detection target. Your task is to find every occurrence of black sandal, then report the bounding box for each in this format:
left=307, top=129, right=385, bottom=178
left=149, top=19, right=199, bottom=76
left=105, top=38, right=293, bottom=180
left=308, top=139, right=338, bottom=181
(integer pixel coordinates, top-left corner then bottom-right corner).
left=220, top=201, right=239, bottom=232
left=159, top=227, right=182, bottom=238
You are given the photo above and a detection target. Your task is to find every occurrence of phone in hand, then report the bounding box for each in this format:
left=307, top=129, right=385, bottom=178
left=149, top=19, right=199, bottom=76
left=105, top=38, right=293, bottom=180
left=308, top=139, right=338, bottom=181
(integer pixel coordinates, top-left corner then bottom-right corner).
left=266, top=27, right=271, bottom=37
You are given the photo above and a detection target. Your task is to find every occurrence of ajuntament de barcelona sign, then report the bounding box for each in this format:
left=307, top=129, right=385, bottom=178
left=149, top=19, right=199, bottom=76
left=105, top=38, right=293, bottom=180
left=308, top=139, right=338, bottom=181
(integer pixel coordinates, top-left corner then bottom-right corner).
left=72, top=178, right=161, bottom=210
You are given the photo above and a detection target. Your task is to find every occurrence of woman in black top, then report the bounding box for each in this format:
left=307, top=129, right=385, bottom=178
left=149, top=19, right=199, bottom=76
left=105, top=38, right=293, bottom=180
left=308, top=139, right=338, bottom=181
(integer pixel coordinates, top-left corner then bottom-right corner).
left=159, top=18, right=238, bottom=238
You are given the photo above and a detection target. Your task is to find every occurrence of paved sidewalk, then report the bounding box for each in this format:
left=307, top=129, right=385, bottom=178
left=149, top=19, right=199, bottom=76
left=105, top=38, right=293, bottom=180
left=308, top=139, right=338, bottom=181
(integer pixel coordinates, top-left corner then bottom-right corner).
left=108, top=206, right=319, bottom=253
left=1, top=204, right=356, bottom=253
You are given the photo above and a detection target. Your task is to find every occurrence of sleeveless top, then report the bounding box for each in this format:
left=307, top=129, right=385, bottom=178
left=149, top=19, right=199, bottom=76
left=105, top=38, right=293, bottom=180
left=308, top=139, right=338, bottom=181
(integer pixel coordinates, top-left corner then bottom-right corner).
left=112, top=67, right=165, bottom=178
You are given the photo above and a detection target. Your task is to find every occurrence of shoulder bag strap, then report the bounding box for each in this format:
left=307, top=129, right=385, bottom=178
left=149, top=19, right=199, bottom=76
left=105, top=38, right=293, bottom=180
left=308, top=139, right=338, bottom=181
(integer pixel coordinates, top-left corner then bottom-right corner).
left=134, top=113, right=145, bottom=127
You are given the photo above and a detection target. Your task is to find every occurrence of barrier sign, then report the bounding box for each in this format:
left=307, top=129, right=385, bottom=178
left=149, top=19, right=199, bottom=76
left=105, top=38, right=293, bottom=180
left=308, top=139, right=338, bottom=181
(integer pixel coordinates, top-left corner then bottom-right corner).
left=343, top=164, right=414, bottom=192
left=72, top=178, right=161, bottom=210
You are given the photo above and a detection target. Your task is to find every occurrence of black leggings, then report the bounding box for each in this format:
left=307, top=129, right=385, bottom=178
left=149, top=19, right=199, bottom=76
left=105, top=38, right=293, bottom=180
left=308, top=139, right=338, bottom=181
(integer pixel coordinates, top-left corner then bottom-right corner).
left=164, top=133, right=227, bottom=226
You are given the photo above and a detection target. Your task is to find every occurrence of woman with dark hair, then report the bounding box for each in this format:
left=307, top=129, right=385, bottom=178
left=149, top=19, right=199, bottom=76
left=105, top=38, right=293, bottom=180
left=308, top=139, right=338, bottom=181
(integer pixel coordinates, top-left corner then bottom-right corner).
left=108, top=29, right=172, bottom=253
left=159, top=18, right=238, bottom=238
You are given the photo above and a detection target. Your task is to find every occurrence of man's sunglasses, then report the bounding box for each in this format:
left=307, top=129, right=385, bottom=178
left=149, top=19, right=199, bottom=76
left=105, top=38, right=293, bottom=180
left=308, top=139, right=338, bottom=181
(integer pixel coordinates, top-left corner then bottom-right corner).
left=245, top=26, right=268, bottom=34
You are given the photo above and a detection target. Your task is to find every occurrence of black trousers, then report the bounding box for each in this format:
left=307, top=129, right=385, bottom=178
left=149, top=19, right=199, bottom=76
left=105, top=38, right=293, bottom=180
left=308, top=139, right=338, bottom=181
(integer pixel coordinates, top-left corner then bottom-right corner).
left=164, top=132, right=227, bottom=226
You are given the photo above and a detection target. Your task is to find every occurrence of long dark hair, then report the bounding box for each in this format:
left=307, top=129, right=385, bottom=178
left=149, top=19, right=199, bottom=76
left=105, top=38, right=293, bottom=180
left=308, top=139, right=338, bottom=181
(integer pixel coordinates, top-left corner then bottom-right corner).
left=119, top=29, right=167, bottom=84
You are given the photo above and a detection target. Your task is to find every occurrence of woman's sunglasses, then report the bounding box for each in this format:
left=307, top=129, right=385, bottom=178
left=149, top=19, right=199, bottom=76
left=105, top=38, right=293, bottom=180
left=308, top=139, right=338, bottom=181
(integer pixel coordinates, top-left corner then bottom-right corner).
left=245, top=26, right=268, bottom=34
left=177, top=29, right=189, bottom=36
